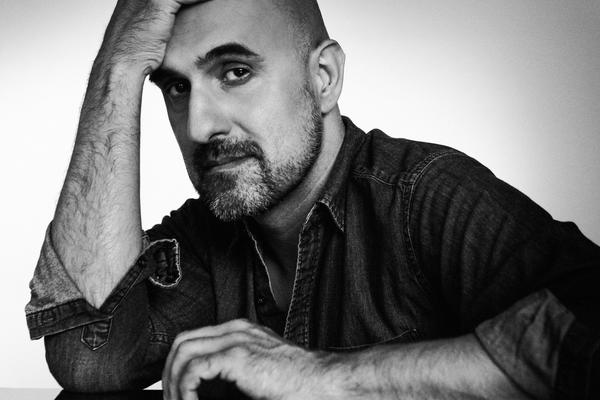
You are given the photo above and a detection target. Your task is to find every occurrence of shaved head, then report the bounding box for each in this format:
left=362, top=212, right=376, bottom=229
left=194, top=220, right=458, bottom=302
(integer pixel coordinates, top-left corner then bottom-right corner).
left=181, top=0, right=329, bottom=61
left=272, top=0, right=330, bottom=59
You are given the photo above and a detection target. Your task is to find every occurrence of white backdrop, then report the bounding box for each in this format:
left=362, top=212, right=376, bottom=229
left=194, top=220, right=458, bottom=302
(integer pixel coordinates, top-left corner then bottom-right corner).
left=1, top=0, right=599, bottom=388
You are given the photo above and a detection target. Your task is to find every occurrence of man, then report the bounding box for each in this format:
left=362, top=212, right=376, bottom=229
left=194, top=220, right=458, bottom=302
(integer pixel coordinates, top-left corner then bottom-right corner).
left=25, top=0, right=599, bottom=399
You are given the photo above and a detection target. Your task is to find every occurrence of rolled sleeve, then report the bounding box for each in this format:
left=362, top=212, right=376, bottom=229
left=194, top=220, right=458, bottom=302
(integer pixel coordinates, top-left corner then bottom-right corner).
left=410, top=153, right=600, bottom=398
left=25, top=222, right=181, bottom=340
left=474, top=289, right=575, bottom=399
left=554, top=317, right=600, bottom=399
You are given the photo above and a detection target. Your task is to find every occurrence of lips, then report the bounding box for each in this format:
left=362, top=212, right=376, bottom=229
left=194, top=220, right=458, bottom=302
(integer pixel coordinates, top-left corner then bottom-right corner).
left=202, top=155, right=252, bottom=171
left=193, top=139, right=264, bottom=176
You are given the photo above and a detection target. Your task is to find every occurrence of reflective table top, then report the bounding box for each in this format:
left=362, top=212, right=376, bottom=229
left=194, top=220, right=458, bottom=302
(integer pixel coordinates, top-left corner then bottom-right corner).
left=0, top=388, right=251, bottom=400
left=0, top=389, right=161, bottom=400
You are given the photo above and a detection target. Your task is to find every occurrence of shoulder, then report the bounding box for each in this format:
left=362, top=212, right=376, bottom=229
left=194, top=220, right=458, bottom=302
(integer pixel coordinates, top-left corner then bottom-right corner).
left=349, top=126, right=472, bottom=187
left=344, top=124, right=549, bottom=228
left=352, top=127, right=541, bottom=219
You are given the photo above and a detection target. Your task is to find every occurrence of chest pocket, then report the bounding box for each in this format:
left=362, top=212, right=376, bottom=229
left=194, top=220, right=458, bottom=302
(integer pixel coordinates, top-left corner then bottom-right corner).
left=326, top=327, right=421, bottom=352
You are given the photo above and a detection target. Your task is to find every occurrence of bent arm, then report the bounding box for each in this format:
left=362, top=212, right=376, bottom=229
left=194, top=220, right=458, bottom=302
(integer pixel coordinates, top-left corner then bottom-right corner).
left=32, top=202, right=216, bottom=392
left=52, top=58, right=145, bottom=308
left=51, top=0, right=203, bottom=309
left=160, top=320, right=529, bottom=400
left=408, top=152, right=600, bottom=397
left=28, top=0, right=211, bottom=390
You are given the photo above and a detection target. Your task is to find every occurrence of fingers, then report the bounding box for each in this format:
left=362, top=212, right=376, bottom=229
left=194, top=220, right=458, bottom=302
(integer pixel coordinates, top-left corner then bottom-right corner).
left=104, top=0, right=212, bottom=73
left=163, top=319, right=321, bottom=400
left=176, top=0, right=211, bottom=4
left=165, top=332, right=250, bottom=399
left=178, top=347, right=242, bottom=400
left=167, top=319, right=270, bottom=366
left=159, top=0, right=208, bottom=16
left=163, top=319, right=271, bottom=400
left=164, top=319, right=255, bottom=383
left=174, top=319, right=257, bottom=346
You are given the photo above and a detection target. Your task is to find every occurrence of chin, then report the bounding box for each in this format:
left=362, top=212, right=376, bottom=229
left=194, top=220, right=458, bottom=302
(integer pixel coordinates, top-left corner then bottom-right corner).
left=197, top=171, right=276, bottom=221
left=206, top=188, right=273, bottom=221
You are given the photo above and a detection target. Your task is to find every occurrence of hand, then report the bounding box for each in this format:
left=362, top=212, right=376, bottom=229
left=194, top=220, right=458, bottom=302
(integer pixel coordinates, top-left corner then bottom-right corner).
left=99, top=0, right=207, bottom=75
left=162, top=319, right=341, bottom=400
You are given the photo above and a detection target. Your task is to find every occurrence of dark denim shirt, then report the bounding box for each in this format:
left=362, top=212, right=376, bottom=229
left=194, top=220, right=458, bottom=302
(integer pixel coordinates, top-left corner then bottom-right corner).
left=26, top=117, right=600, bottom=398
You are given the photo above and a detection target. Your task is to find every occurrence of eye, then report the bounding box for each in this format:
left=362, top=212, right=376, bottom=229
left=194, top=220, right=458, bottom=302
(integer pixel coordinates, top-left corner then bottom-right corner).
left=223, top=67, right=251, bottom=84
left=166, top=80, right=190, bottom=98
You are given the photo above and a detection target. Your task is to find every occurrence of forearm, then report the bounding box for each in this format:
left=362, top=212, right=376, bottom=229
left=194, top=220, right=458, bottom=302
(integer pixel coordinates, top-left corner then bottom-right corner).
left=49, top=0, right=196, bottom=308
left=329, top=334, right=531, bottom=400
left=52, top=55, right=145, bottom=308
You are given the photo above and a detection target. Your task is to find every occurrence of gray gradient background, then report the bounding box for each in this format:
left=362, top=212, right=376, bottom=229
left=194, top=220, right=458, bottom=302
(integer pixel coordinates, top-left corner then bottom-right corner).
left=0, top=0, right=599, bottom=388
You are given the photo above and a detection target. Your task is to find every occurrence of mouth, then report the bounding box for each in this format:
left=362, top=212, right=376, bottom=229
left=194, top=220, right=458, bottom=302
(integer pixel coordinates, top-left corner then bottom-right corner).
left=203, top=156, right=253, bottom=173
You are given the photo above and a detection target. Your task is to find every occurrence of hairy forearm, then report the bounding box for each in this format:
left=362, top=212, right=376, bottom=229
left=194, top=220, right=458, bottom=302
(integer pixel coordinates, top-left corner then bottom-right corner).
left=52, top=56, right=145, bottom=308
left=328, top=334, right=531, bottom=400
left=48, top=0, right=200, bottom=309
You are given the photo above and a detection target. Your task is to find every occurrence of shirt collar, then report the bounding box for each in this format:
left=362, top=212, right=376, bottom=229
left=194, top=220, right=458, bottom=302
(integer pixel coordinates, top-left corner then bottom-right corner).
left=316, top=116, right=366, bottom=233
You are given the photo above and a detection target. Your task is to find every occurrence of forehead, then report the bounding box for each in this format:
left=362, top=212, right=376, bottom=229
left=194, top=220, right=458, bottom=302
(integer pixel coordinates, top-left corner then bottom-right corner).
left=166, top=0, right=295, bottom=65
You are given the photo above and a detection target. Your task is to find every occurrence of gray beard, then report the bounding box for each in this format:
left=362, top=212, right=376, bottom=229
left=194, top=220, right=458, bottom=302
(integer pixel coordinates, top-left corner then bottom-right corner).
left=191, top=97, right=323, bottom=222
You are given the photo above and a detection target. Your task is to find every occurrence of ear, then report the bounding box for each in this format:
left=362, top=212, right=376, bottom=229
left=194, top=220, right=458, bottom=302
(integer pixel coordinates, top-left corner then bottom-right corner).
left=309, top=39, right=345, bottom=114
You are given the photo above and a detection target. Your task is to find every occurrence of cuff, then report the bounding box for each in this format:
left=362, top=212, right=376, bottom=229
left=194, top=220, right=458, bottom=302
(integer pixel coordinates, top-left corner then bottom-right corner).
left=554, top=318, right=600, bottom=399
left=25, top=222, right=181, bottom=340
left=474, top=289, right=575, bottom=399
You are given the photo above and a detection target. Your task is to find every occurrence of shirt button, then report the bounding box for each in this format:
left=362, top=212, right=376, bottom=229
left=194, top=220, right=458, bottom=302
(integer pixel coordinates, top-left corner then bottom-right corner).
left=257, top=296, right=265, bottom=305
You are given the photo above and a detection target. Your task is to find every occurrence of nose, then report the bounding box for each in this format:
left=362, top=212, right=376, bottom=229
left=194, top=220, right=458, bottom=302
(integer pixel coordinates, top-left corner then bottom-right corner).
left=187, top=88, right=231, bottom=143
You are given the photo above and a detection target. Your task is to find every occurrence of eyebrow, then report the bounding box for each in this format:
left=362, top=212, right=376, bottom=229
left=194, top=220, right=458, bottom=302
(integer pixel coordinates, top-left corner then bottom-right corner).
left=195, top=42, right=262, bottom=67
left=149, top=42, right=262, bottom=85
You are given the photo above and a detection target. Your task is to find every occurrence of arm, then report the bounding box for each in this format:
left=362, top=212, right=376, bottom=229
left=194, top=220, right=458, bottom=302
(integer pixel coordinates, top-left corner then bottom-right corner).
left=27, top=0, right=212, bottom=391
left=52, top=0, right=202, bottom=309
left=409, top=152, right=600, bottom=398
left=163, top=320, right=527, bottom=400
left=328, top=334, right=529, bottom=400
left=36, top=200, right=216, bottom=392
left=164, top=153, right=600, bottom=399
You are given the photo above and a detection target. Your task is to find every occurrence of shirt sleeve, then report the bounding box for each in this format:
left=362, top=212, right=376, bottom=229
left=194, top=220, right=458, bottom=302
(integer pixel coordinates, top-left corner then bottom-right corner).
left=408, top=152, right=600, bottom=399
left=25, top=222, right=181, bottom=340
left=25, top=198, right=216, bottom=391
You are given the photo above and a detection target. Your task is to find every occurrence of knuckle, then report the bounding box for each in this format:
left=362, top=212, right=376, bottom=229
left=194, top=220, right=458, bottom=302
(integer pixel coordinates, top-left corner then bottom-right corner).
left=172, top=331, right=189, bottom=348
left=189, top=355, right=207, bottom=370
left=178, top=339, right=196, bottom=356
left=226, top=345, right=248, bottom=360
left=228, top=330, right=250, bottom=342
left=234, top=318, right=252, bottom=327
left=247, top=325, right=266, bottom=336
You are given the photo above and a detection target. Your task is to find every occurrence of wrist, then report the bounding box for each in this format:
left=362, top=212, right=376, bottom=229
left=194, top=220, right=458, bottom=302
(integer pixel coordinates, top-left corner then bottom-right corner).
left=319, top=346, right=410, bottom=400
left=99, top=59, right=147, bottom=90
left=315, top=351, right=369, bottom=400
left=80, top=56, right=147, bottom=119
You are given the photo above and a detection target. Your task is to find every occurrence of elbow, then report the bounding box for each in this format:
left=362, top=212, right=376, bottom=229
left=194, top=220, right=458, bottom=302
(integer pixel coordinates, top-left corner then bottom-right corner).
left=44, top=329, right=147, bottom=392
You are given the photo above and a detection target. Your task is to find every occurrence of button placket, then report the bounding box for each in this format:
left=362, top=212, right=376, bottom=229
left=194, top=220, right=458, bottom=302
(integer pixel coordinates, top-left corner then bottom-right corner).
left=244, top=222, right=278, bottom=308
left=283, top=205, right=322, bottom=347
left=243, top=222, right=286, bottom=335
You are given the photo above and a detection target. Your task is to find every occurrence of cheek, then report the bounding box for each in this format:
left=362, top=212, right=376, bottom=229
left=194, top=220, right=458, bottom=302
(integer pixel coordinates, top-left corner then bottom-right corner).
left=237, top=82, right=309, bottom=155
left=165, top=103, right=190, bottom=147
left=165, top=110, right=197, bottom=176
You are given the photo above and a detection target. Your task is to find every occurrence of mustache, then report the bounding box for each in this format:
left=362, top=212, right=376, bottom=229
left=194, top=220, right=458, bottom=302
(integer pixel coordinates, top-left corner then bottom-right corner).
left=192, top=139, right=264, bottom=170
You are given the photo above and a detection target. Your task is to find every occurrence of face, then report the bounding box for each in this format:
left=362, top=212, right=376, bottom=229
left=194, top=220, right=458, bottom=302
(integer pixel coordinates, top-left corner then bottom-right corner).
left=152, top=0, right=323, bottom=221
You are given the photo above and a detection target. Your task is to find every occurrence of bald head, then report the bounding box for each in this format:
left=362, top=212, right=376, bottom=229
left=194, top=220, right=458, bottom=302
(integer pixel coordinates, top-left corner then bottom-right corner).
left=272, top=0, right=330, bottom=59
left=180, top=0, right=329, bottom=61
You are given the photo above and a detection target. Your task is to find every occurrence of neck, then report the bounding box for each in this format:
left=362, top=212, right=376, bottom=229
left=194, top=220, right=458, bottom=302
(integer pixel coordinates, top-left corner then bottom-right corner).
left=252, top=110, right=345, bottom=271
